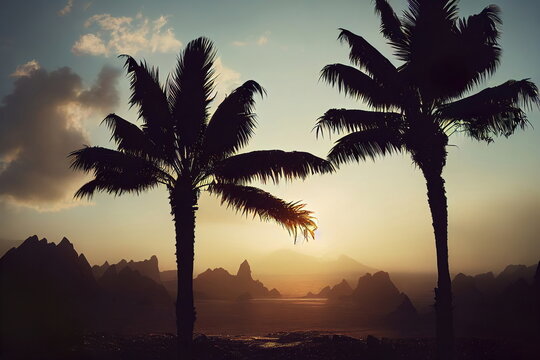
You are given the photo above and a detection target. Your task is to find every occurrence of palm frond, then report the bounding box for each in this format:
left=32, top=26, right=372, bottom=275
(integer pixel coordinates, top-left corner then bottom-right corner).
left=457, top=5, right=501, bottom=44
left=320, top=64, right=400, bottom=110
left=208, top=183, right=317, bottom=241
left=399, top=0, right=459, bottom=59
left=403, top=0, right=459, bottom=28
left=438, top=79, right=539, bottom=141
left=69, top=146, right=172, bottom=183
left=203, top=80, right=266, bottom=159
left=120, top=55, right=174, bottom=149
left=74, top=174, right=160, bottom=200
left=168, top=37, right=216, bottom=149
left=102, top=114, right=162, bottom=161
left=214, top=150, right=334, bottom=184
left=315, top=108, right=402, bottom=137
left=451, top=5, right=502, bottom=95
left=328, top=129, right=403, bottom=165
left=398, top=1, right=469, bottom=101
left=373, top=0, right=407, bottom=52
left=337, top=28, right=398, bottom=86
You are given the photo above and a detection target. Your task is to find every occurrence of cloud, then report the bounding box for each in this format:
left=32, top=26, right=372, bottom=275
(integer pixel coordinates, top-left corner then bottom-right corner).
left=72, top=34, right=108, bottom=56
left=58, top=0, right=74, bottom=16
left=79, top=66, right=120, bottom=111
left=0, top=63, right=120, bottom=211
left=72, top=13, right=182, bottom=56
left=213, top=57, right=241, bottom=96
left=232, top=32, right=270, bottom=47
left=10, top=60, right=40, bottom=77
left=232, top=41, right=247, bottom=47
left=257, top=35, right=269, bottom=46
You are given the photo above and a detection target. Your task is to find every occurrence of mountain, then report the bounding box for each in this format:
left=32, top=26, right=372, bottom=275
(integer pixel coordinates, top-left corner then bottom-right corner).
left=473, top=271, right=497, bottom=294
left=0, top=238, right=23, bottom=257
left=496, top=264, right=536, bottom=289
left=0, top=236, right=98, bottom=355
left=351, top=271, right=408, bottom=315
left=0, top=235, right=176, bottom=356
left=385, top=294, right=418, bottom=325
left=450, top=262, right=539, bottom=338
left=192, top=260, right=281, bottom=300
left=92, top=255, right=161, bottom=283
left=99, top=265, right=171, bottom=305
left=305, top=279, right=354, bottom=300
left=304, top=285, right=331, bottom=298
left=94, top=265, right=174, bottom=333
left=254, top=249, right=376, bottom=275
left=302, top=271, right=415, bottom=317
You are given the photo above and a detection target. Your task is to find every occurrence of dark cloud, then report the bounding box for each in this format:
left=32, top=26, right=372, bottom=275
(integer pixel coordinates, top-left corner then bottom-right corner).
left=0, top=64, right=120, bottom=210
left=79, top=66, right=121, bottom=111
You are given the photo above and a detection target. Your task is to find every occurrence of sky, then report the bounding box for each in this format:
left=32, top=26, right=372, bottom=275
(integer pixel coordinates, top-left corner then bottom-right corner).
left=0, top=0, right=539, bottom=275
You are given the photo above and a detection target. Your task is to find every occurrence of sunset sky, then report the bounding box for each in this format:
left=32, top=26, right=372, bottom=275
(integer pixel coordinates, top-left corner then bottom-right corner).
left=1, top=0, right=539, bottom=275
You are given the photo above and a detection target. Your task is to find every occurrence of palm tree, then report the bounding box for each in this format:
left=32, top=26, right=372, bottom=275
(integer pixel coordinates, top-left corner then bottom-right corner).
left=317, top=1, right=538, bottom=359
left=70, top=37, right=334, bottom=358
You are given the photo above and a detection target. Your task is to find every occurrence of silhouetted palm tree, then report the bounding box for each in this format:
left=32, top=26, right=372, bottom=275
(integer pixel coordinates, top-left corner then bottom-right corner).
left=70, top=37, right=333, bottom=359
left=317, top=1, right=538, bottom=359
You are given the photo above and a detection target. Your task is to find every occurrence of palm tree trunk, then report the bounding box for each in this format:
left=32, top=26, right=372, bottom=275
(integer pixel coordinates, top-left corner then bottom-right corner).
left=169, top=186, right=198, bottom=360
left=423, top=167, right=454, bottom=360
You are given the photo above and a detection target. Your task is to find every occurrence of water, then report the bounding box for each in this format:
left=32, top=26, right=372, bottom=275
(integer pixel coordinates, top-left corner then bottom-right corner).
left=194, top=298, right=399, bottom=338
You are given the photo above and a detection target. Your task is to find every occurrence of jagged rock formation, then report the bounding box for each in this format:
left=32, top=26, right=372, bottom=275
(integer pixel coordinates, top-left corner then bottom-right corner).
left=329, top=279, right=354, bottom=300
left=304, top=285, right=331, bottom=298
left=386, top=294, right=418, bottom=325
left=92, top=255, right=161, bottom=283
left=473, top=271, right=497, bottom=294
left=495, top=264, right=537, bottom=290
left=92, top=260, right=110, bottom=278
left=304, top=271, right=419, bottom=329
left=451, top=262, right=540, bottom=337
left=0, top=236, right=98, bottom=355
left=193, top=260, right=281, bottom=300
left=99, top=265, right=171, bottom=305
left=304, top=279, right=354, bottom=300
left=237, top=259, right=253, bottom=281
left=94, top=265, right=174, bottom=333
left=0, top=235, right=175, bottom=356
left=351, top=272, right=409, bottom=315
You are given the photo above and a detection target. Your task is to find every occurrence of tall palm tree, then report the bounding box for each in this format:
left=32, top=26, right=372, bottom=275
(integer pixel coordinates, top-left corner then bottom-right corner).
left=70, top=37, right=333, bottom=358
left=317, top=1, right=538, bottom=359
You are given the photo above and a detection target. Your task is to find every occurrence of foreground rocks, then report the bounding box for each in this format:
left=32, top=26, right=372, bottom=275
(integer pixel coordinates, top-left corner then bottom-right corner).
left=6, top=331, right=536, bottom=360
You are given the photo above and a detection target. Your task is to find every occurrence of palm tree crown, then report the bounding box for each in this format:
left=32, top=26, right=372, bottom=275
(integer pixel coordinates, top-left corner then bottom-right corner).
left=71, top=37, right=333, bottom=240
left=317, top=0, right=538, bottom=168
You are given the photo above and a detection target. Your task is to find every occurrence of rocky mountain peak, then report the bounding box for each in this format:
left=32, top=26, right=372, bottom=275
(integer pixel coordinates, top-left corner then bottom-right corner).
left=237, top=259, right=252, bottom=281
left=58, top=237, right=74, bottom=249
left=20, top=235, right=39, bottom=248
left=92, top=255, right=161, bottom=283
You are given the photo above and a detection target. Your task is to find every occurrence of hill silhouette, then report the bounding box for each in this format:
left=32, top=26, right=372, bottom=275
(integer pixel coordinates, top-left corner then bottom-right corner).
left=94, top=264, right=174, bottom=333
left=254, top=249, right=376, bottom=275
left=303, top=271, right=417, bottom=316
left=1, top=235, right=98, bottom=356
left=0, top=235, right=175, bottom=357
left=451, top=262, right=539, bottom=338
left=0, top=238, right=23, bottom=257
left=92, top=254, right=161, bottom=283
left=163, top=260, right=281, bottom=300
left=304, top=279, right=353, bottom=300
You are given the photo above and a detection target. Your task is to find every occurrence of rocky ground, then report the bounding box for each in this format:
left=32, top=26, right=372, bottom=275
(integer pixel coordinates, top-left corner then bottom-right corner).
left=9, top=331, right=535, bottom=360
